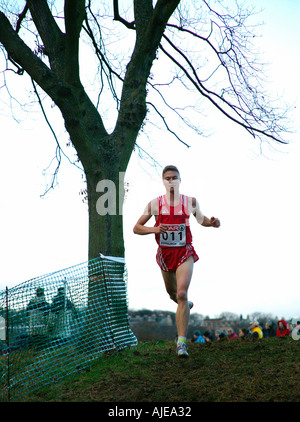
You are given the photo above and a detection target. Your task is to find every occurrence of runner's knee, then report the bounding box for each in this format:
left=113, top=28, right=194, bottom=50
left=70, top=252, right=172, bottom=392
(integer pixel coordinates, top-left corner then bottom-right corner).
left=168, top=290, right=177, bottom=302
left=177, top=289, right=187, bottom=303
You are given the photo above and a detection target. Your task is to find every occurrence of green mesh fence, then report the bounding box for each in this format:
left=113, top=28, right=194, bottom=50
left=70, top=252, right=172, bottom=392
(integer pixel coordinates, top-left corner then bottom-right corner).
left=0, top=255, right=137, bottom=402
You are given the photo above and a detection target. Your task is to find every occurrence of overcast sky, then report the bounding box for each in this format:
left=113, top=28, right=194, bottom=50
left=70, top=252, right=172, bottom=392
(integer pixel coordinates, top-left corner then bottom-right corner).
left=0, top=0, right=299, bottom=321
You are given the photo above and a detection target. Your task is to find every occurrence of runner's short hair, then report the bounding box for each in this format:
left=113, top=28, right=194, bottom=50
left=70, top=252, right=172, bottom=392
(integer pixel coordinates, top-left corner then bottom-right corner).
left=162, top=165, right=180, bottom=177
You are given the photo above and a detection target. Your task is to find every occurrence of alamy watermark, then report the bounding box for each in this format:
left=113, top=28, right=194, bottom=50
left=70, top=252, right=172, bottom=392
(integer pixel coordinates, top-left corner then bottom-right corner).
left=95, top=172, right=199, bottom=217
left=96, top=172, right=126, bottom=216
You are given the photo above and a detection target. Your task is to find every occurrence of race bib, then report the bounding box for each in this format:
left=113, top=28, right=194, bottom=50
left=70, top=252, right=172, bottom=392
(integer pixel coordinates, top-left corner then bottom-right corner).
left=160, top=224, right=186, bottom=247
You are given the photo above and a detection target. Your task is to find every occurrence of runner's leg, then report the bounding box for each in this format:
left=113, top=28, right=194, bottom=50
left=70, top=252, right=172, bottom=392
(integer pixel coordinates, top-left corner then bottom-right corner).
left=175, top=256, right=194, bottom=338
left=161, top=269, right=177, bottom=304
left=161, top=255, right=194, bottom=337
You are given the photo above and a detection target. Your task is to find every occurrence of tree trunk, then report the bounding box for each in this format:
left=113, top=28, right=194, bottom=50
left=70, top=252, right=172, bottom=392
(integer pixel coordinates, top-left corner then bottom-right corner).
left=86, top=164, right=125, bottom=260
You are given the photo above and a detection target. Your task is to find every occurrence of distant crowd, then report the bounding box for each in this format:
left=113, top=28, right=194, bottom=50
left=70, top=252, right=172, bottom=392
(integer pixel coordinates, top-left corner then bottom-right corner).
left=191, top=318, right=300, bottom=343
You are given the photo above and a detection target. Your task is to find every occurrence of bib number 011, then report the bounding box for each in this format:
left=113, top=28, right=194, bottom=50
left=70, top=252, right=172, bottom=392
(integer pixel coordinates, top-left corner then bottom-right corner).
left=160, top=224, right=186, bottom=247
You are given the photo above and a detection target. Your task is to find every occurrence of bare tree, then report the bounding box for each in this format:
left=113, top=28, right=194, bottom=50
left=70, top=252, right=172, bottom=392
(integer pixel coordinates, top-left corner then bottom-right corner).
left=0, top=0, right=289, bottom=262
left=218, top=311, right=239, bottom=321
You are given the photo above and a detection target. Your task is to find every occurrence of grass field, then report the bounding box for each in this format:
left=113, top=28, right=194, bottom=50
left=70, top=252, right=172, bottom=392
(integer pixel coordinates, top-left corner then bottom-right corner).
left=20, top=336, right=299, bottom=403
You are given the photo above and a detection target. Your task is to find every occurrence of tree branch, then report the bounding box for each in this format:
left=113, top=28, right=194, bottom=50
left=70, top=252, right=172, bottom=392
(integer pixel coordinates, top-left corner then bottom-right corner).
left=0, top=11, right=56, bottom=90
left=31, top=78, right=83, bottom=197
left=112, top=0, right=181, bottom=168
left=147, top=101, right=190, bottom=148
left=148, top=79, right=205, bottom=139
left=27, top=0, right=65, bottom=75
left=83, top=7, right=123, bottom=109
left=159, top=39, right=286, bottom=144
left=115, top=0, right=180, bottom=125
left=113, top=0, right=135, bottom=29
left=143, top=0, right=180, bottom=50
left=15, top=3, right=29, bottom=33
left=64, top=0, right=86, bottom=84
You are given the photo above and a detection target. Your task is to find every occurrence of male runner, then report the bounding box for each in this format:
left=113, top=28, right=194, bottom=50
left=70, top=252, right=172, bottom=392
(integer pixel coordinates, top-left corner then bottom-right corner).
left=133, top=165, right=220, bottom=358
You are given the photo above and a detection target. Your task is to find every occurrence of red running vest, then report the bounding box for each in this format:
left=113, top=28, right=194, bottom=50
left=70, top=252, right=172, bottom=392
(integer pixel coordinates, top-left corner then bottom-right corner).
left=154, top=194, right=193, bottom=247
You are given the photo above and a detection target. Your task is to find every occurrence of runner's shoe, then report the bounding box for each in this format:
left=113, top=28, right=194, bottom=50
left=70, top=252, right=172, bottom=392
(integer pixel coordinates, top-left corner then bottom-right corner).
left=176, top=342, right=189, bottom=358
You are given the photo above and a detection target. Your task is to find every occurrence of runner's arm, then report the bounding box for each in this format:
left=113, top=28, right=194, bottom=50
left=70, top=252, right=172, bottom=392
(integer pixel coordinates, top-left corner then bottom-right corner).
left=191, top=197, right=220, bottom=228
left=133, top=199, right=167, bottom=235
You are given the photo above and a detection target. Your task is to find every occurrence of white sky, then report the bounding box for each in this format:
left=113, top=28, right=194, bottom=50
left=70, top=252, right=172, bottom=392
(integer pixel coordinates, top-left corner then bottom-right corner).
left=0, top=0, right=299, bottom=320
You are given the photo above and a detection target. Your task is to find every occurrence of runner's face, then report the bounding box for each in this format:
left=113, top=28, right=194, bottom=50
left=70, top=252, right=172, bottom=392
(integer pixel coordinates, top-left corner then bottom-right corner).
left=163, top=171, right=180, bottom=193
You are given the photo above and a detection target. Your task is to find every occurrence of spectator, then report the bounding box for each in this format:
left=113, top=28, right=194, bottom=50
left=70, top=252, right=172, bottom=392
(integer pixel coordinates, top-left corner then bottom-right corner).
left=203, top=330, right=214, bottom=343
left=215, top=330, right=226, bottom=341
left=287, top=322, right=293, bottom=333
left=51, top=287, right=75, bottom=314
left=249, top=321, right=263, bottom=339
left=227, top=328, right=238, bottom=340
left=50, top=287, right=76, bottom=338
left=191, top=330, right=205, bottom=343
left=276, top=319, right=290, bottom=337
left=263, top=321, right=275, bottom=338
left=239, top=328, right=249, bottom=339
left=27, top=287, right=50, bottom=336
